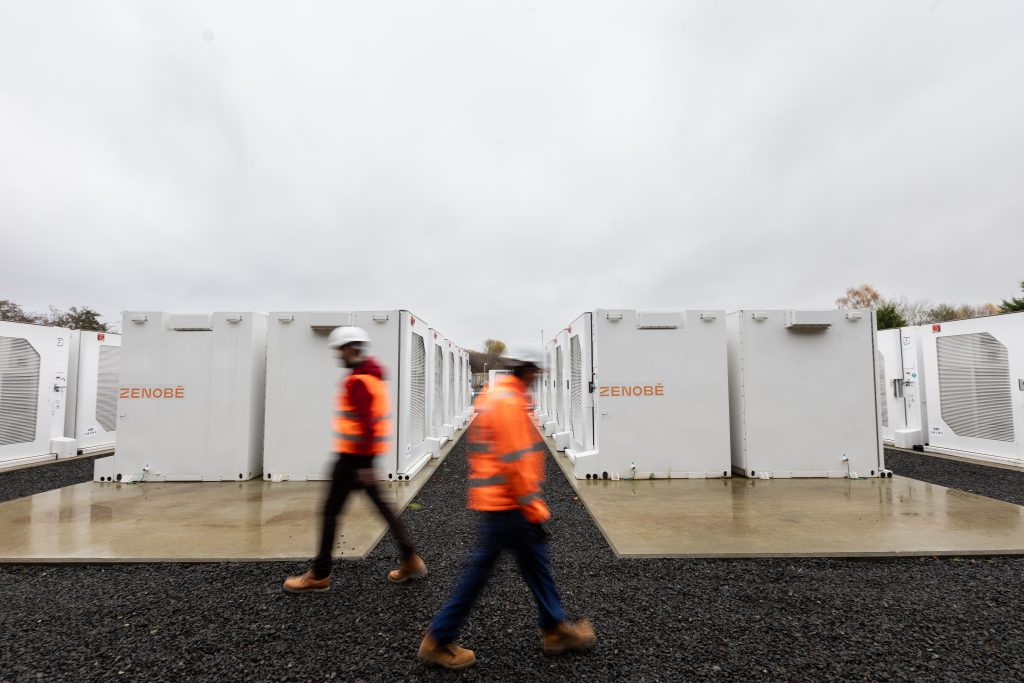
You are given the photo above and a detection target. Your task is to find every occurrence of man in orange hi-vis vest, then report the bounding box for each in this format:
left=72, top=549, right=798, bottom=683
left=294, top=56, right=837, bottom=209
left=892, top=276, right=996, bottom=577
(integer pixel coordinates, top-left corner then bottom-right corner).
left=417, top=342, right=595, bottom=670
left=284, top=326, right=426, bottom=593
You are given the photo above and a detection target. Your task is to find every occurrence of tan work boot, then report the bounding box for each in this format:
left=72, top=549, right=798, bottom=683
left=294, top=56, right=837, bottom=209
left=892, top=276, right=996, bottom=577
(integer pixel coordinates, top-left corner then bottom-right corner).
left=418, top=633, right=476, bottom=670
left=542, top=619, right=597, bottom=655
left=388, top=553, right=428, bottom=583
left=282, top=570, right=330, bottom=594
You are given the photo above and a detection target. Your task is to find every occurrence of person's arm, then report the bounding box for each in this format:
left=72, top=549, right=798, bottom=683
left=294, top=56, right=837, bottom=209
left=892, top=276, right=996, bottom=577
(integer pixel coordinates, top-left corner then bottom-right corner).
left=348, top=378, right=375, bottom=455
left=495, top=403, right=549, bottom=524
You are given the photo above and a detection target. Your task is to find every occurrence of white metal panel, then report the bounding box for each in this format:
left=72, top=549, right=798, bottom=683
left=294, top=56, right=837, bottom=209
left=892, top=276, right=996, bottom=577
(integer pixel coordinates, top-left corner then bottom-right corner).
left=110, top=312, right=266, bottom=481
left=727, top=309, right=883, bottom=478
left=0, top=322, right=70, bottom=467
left=429, top=332, right=445, bottom=437
left=553, top=330, right=570, bottom=433
left=65, top=331, right=121, bottom=454
left=922, top=313, right=1024, bottom=464
left=876, top=329, right=904, bottom=442
left=398, top=313, right=433, bottom=477
left=566, top=313, right=594, bottom=455
left=576, top=309, right=730, bottom=479
left=263, top=311, right=402, bottom=481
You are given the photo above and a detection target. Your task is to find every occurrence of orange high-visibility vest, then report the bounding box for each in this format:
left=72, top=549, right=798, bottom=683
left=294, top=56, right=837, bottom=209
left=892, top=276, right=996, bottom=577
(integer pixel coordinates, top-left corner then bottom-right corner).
left=467, top=374, right=550, bottom=523
left=332, top=374, right=392, bottom=455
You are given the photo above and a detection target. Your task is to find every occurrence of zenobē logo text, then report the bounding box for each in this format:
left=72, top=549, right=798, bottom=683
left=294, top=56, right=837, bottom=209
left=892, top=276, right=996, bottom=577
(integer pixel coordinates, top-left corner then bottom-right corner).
left=599, top=384, right=665, bottom=397
left=119, top=386, right=186, bottom=399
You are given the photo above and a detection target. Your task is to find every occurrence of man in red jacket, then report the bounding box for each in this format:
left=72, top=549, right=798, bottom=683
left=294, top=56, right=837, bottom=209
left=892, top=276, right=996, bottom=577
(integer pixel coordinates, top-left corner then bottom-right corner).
left=284, top=326, right=426, bottom=592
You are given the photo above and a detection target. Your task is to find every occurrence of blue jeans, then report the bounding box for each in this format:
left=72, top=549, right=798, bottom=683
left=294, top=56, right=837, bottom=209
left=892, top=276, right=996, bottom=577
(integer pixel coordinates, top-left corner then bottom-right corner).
left=429, top=510, right=566, bottom=644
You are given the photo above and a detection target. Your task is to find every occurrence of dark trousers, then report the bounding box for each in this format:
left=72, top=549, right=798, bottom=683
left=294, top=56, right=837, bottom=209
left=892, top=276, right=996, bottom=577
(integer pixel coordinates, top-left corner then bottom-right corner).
left=429, top=510, right=566, bottom=644
left=313, top=453, right=416, bottom=578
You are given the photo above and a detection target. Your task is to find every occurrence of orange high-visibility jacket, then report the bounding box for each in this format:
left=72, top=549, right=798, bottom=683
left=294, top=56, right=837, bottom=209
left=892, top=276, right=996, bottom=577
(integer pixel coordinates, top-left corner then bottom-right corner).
left=467, top=374, right=550, bottom=523
left=332, top=372, right=392, bottom=455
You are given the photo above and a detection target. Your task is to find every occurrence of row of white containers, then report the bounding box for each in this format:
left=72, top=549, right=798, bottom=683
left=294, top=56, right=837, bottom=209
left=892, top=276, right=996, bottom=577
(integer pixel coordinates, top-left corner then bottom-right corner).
left=97, top=310, right=473, bottom=483
left=0, top=321, right=121, bottom=469
left=535, top=309, right=886, bottom=480
left=877, top=311, right=1024, bottom=466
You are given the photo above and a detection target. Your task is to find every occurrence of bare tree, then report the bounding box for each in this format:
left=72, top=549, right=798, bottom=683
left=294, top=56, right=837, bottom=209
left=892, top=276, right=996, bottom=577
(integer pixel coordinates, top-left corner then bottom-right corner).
left=924, top=303, right=996, bottom=323
left=0, top=299, right=108, bottom=331
left=0, top=299, right=38, bottom=324
left=483, top=339, right=506, bottom=357
left=835, top=284, right=882, bottom=309
left=886, top=297, right=933, bottom=326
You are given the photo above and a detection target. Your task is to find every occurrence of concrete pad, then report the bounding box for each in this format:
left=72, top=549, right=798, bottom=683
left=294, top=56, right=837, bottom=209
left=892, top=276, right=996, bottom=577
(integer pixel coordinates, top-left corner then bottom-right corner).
left=0, top=435, right=464, bottom=563
left=548, top=440, right=1024, bottom=558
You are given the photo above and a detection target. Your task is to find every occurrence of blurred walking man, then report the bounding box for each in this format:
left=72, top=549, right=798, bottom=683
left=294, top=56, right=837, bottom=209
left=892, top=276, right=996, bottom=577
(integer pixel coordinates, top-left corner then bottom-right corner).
left=417, top=343, right=595, bottom=669
left=284, top=327, right=426, bottom=592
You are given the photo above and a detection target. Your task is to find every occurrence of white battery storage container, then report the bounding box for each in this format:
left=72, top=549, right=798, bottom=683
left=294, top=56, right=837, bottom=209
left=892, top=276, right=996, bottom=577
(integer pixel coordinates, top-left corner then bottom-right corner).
left=727, top=309, right=885, bottom=478
left=65, top=330, right=121, bottom=455
left=921, top=312, right=1024, bottom=466
left=263, top=310, right=435, bottom=482
left=110, top=312, right=267, bottom=482
left=0, top=322, right=73, bottom=468
left=876, top=327, right=929, bottom=448
left=559, top=310, right=731, bottom=480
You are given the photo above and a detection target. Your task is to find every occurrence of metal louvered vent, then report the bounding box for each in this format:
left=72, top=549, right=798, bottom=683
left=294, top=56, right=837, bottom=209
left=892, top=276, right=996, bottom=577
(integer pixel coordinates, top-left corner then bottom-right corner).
left=95, top=345, right=120, bottom=433
left=0, top=336, right=41, bottom=447
left=570, top=335, right=583, bottom=442
left=937, top=332, right=1014, bottom=442
left=433, top=346, right=444, bottom=429
left=876, top=351, right=889, bottom=428
left=448, top=351, right=455, bottom=417
left=409, top=334, right=426, bottom=444
left=555, top=346, right=564, bottom=426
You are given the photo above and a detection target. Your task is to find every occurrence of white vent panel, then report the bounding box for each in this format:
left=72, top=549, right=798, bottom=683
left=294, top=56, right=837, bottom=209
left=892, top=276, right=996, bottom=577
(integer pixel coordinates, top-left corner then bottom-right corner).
left=937, top=332, right=1014, bottom=442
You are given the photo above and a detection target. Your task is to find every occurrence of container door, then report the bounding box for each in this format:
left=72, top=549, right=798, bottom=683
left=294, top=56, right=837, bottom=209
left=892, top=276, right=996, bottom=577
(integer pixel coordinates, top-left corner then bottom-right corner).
left=876, top=329, right=906, bottom=442
left=397, top=313, right=431, bottom=476
left=899, top=327, right=928, bottom=437
left=0, top=332, right=43, bottom=464
left=0, top=324, right=70, bottom=466
left=922, top=314, right=1023, bottom=464
left=567, top=313, right=594, bottom=452
left=554, top=339, right=566, bottom=430
left=430, top=334, right=445, bottom=436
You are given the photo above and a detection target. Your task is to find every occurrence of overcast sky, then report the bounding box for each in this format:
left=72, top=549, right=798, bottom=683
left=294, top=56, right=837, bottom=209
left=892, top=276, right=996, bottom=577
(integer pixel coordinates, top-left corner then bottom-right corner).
left=2, top=1, right=1022, bottom=349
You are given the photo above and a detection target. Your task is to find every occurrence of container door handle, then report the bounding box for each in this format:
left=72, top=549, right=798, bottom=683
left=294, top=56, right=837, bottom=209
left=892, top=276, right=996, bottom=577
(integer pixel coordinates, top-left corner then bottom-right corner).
left=892, top=379, right=904, bottom=398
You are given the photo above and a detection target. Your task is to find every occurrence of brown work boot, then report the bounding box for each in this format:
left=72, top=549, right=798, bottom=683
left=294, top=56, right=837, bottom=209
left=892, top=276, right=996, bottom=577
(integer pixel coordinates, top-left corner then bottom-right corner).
left=282, top=570, right=330, bottom=594
left=542, top=619, right=597, bottom=655
left=388, top=553, right=428, bottom=583
left=418, top=633, right=476, bottom=670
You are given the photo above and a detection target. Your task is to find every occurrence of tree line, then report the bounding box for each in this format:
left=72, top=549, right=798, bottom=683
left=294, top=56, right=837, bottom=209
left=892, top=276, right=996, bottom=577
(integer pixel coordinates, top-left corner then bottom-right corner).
left=0, top=299, right=109, bottom=331
left=836, top=280, right=1024, bottom=330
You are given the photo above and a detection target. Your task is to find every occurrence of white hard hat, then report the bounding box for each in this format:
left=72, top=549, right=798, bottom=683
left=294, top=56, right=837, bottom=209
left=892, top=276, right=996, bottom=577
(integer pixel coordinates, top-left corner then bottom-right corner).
left=327, top=326, right=371, bottom=349
left=504, top=341, right=545, bottom=368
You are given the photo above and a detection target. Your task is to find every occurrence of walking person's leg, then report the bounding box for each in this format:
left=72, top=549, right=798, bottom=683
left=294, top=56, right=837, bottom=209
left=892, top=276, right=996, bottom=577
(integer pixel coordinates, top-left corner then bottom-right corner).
left=418, top=511, right=511, bottom=669
left=510, top=522, right=566, bottom=632
left=283, top=455, right=356, bottom=592
left=312, top=455, right=358, bottom=577
left=358, top=460, right=427, bottom=582
left=510, top=515, right=595, bottom=655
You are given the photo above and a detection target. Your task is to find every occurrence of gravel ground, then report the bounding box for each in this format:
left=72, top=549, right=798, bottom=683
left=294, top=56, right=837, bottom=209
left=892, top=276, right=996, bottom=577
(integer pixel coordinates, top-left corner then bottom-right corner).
left=885, top=447, right=1024, bottom=506
left=0, top=455, right=101, bottom=504
left=2, top=444, right=1024, bottom=681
